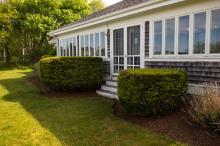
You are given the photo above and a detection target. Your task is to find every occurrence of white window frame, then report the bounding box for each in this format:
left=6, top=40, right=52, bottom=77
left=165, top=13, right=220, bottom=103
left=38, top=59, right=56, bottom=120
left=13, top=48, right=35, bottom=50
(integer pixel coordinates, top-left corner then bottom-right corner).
left=78, top=29, right=108, bottom=59
left=150, top=7, right=220, bottom=60
left=164, top=17, right=175, bottom=55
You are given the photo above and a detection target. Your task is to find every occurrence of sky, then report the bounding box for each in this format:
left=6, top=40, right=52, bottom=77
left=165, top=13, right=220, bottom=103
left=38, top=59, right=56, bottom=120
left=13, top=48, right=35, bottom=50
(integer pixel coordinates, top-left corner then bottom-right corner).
left=103, top=0, right=122, bottom=6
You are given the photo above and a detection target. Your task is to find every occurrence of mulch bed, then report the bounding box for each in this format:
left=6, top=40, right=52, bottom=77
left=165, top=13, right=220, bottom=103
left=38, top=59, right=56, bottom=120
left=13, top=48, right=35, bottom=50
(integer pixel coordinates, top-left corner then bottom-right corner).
left=113, top=101, right=220, bottom=146
left=29, top=75, right=220, bottom=146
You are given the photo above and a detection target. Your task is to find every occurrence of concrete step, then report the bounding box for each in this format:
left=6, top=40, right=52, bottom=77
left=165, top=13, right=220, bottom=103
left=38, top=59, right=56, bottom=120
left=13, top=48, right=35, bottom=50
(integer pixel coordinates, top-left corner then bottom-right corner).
left=111, top=75, right=118, bottom=81
left=106, top=80, right=117, bottom=87
left=101, top=85, right=117, bottom=93
left=96, top=89, right=118, bottom=99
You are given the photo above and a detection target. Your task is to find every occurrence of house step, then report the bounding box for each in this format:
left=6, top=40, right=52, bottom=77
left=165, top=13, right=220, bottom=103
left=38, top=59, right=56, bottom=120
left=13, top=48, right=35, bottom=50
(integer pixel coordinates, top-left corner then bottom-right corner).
left=106, top=80, right=117, bottom=87
left=101, top=85, right=117, bottom=93
left=97, top=75, right=119, bottom=99
left=96, top=89, right=118, bottom=99
left=111, top=75, right=118, bottom=81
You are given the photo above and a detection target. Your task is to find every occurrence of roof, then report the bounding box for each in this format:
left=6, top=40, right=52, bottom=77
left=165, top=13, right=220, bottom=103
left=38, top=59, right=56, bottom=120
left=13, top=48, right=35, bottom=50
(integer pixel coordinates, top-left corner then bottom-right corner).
left=60, top=0, right=150, bottom=29
left=50, top=0, right=185, bottom=36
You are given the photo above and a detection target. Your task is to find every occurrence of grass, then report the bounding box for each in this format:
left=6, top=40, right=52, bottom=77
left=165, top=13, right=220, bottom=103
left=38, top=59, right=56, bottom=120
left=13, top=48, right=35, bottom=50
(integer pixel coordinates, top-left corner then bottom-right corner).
left=0, top=68, right=185, bottom=146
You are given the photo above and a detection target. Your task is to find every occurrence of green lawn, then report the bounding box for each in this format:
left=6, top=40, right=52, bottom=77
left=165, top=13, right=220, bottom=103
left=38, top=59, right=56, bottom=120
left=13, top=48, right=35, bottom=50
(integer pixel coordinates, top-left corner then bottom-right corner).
left=0, top=68, right=185, bottom=146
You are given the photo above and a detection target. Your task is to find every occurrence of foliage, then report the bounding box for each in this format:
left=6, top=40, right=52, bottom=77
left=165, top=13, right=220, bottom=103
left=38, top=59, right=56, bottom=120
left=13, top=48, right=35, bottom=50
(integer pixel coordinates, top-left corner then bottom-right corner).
left=0, top=68, right=180, bottom=146
left=39, top=57, right=103, bottom=91
left=118, top=69, right=188, bottom=116
left=89, top=0, right=105, bottom=13
left=184, top=83, right=220, bottom=133
left=27, top=44, right=55, bottom=63
left=0, top=2, right=18, bottom=63
left=40, top=55, right=54, bottom=60
left=0, top=0, right=90, bottom=64
left=34, top=61, right=40, bottom=77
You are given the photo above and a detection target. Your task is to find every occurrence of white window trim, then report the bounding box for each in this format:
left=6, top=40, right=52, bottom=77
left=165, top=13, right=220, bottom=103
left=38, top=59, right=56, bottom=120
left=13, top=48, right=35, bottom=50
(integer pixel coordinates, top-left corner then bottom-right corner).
left=150, top=7, right=220, bottom=60
left=57, top=29, right=108, bottom=59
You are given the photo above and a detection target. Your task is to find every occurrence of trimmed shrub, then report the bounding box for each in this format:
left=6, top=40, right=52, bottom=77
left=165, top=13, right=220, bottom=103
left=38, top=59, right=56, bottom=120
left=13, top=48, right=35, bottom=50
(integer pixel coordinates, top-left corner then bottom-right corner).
left=40, top=55, right=54, bottom=60
left=34, top=62, right=40, bottom=77
left=118, top=69, right=188, bottom=116
left=40, top=57, right=103, bottom=91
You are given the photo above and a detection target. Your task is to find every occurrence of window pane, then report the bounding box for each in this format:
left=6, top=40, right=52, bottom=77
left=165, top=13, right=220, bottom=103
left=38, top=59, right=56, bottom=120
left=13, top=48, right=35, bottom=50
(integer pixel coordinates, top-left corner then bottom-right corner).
left=69, top=38, right=73, bottom=56
left=154, top=21, right=162, bottom=55
left=210, top=9, right=220, bottom=53
left=60, top=40, right=63, bottom=56
left=80, top=36, right=84, bottom=56
left=194, top=12, right=206, bottom=54
left=127, top=25, right=140, bottom=55
left=95, top=33, right=99, bottom=56
left=113, top=29, right=124, bottom=56
left=100, top=32, right=105, bottom=56
left=85, top=35, right=89, bottom=56
left=165, top=18, right=175, bottom=55
left=73, top=37, right=76, bottom=56
left=90, top=34, right=94, bottom=56
left=179, top=15, right=189, bottom=55
left=66, top=39, right=69, bottom=56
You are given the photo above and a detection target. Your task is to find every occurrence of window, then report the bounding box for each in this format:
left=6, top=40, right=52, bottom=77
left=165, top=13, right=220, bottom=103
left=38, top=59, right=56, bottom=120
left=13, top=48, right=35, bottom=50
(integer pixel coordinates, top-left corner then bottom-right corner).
left=178, top=15, right=189, bottom=55
left=60, top=40, right=63, bottom=56
left=165, top=18, right=175, bottom=55
left=85, top=35, right=89, bottom=56
left=127, top=25, right=140, bottom=55
left=90, top=34, right=94, bottom=56
left=80, top=36, right=84, bottom=56
left=63, top=39, right=66, bottom=56
left=66, top=38, right=69, bottom=56
left=58, top=32, right=106, bottom=57
left=154, top=21, right=162, bottom=55
left=113, top=29, right=124, bottom=56
left=69, top=38, right=73, bottom=56
left=100, top=32, right=105, bottom=56
left=210, top=9, right=220, bottom=54
left=73, top=37, right=77, bottom=56
left=194, top=12, right=206, bottom=54
left=151, top=8, right=220, bottom=57
left=95, top=33, right=99, bottom=56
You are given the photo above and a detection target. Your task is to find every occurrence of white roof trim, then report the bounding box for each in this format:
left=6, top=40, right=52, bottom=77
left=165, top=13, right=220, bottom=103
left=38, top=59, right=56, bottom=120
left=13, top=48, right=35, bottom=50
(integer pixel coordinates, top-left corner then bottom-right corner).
left=49, top=0, right=185, bottom=36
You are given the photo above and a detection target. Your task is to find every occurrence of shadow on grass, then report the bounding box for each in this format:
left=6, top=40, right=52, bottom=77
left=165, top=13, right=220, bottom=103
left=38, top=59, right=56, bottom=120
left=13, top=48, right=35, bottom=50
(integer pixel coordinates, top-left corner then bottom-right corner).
left=0, top=70, right=179, bottom=146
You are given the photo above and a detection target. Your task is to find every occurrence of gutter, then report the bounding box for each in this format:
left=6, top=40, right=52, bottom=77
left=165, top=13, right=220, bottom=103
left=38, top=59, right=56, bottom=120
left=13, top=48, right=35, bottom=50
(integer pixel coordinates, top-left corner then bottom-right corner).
left=49, top=0, right=185, bottom=36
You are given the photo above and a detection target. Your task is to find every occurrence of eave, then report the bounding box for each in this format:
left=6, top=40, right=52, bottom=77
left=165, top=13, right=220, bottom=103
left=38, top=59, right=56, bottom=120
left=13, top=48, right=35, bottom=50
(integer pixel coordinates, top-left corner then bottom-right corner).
left=49, top=0, right=185, bottom=36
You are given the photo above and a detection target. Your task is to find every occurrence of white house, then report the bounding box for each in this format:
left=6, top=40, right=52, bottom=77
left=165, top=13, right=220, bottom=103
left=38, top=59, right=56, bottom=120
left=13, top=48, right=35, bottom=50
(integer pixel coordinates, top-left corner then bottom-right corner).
left=49, top=0, right=220, bottom=99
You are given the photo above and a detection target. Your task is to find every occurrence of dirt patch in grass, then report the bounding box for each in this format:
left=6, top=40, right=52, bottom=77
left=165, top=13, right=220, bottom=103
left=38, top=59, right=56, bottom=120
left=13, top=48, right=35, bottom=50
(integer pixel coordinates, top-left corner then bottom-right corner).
left=29, top=75, right=98, bottom=98
left=113, top=101, right=220, bottom=146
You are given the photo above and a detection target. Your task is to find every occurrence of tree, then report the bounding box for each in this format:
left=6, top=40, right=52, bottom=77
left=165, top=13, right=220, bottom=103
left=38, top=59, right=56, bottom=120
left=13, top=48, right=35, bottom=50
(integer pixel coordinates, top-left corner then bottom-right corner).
left=0, top=2, right=18, bottom=63
left=0, top=0, right=90, bottom=63
left=89, top=0, right=105, bottom=14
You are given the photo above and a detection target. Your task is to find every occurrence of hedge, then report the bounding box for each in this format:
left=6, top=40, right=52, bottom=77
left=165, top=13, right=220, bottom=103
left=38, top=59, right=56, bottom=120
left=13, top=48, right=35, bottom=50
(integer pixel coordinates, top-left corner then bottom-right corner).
left=118, top=69, right=188, bottom=116
left=39, top=57, right=103, bottom=91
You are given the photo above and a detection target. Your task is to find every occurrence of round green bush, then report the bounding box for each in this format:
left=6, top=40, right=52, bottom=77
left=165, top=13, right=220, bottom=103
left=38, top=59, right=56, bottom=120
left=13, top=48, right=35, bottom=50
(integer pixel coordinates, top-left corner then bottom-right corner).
left=118, top=69, right=188, bottom=116
left=40, top=57, right=103, bottom=91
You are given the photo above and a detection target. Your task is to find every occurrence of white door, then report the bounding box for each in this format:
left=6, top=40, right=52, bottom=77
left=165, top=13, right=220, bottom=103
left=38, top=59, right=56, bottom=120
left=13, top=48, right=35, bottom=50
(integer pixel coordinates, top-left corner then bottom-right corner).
left=127, top=25, right=141, bottom=69
left=113, top=28, right=125, bottom=74
left=112, top=25, right=141, bottom=75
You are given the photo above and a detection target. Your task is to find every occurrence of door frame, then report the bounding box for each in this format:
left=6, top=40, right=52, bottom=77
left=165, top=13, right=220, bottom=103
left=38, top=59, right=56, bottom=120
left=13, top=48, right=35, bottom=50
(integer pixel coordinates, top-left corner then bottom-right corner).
left=110, top=21, right=145, bottom=76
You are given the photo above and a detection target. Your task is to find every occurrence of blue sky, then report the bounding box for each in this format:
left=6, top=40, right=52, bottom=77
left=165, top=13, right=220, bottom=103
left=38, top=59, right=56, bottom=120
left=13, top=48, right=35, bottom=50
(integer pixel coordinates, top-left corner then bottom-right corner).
left=103, top=0, right=122, bottom=6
